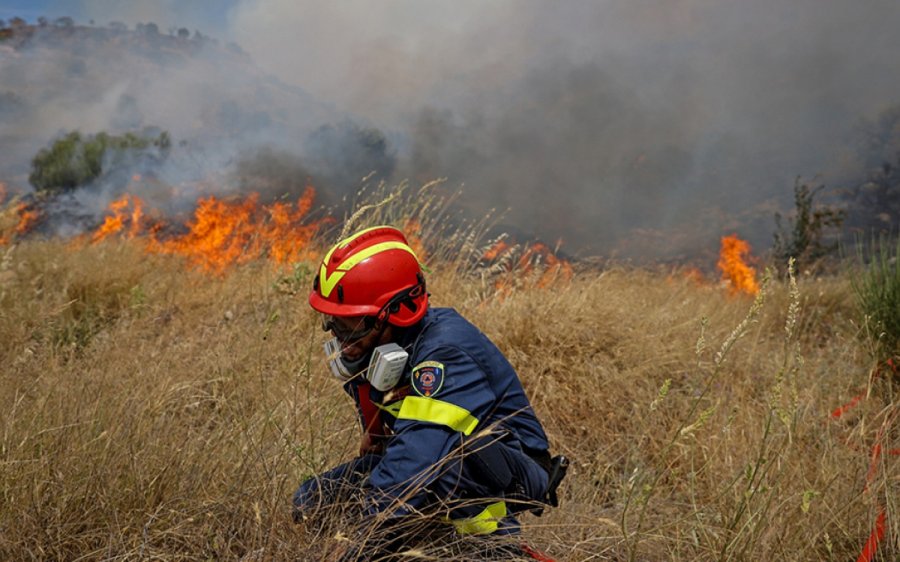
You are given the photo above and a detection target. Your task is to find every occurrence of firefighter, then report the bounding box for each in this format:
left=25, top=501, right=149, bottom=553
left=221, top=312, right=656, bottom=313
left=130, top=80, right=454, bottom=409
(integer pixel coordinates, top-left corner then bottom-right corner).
left=292, top=225, right=566, bottom=551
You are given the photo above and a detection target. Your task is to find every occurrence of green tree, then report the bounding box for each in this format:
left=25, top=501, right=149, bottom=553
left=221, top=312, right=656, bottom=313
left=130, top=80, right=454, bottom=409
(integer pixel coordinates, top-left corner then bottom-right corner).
left=773, top=177, right=844, bottom=274
left=29, top=130, right=171, bottom=194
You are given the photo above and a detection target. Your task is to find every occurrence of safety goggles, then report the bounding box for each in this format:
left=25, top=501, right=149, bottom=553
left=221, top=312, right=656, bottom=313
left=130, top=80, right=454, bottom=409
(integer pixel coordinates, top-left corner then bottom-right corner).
left=321, top=315, right=378, bottom=342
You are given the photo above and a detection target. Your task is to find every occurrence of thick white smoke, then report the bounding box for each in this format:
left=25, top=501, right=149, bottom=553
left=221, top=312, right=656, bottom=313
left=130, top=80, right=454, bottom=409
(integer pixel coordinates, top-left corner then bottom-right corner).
left=222, top=0, right=900, bottom=257
left=11, top=0, right=900, bottom=257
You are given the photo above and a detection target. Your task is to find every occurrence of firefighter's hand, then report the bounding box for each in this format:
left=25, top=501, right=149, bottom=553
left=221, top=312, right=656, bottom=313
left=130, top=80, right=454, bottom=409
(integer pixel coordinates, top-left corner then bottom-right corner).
left=359, top=431, right=385, bottom=456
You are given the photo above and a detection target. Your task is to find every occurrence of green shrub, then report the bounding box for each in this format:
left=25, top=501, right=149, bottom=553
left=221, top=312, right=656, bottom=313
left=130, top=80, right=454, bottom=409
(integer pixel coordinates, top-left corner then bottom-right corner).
left=29, top=129, right=170, bottom=194
left=851, top=235, right=900, bottom=360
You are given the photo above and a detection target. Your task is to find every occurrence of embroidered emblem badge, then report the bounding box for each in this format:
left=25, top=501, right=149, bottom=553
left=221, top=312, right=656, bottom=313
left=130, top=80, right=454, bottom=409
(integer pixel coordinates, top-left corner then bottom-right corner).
left=411, top=361, right=445, bottom=398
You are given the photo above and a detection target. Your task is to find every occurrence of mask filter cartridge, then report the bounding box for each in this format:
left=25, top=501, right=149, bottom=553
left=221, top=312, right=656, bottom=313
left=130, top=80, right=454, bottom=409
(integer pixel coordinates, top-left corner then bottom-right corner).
left=324, top=337, right=353, bottom=380
left=367, top=343, right=408, bottom=391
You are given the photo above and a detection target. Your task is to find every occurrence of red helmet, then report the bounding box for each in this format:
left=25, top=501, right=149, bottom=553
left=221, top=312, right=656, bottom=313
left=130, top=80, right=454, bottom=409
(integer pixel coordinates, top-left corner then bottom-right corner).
left=309, top=226, right=428, bottom=327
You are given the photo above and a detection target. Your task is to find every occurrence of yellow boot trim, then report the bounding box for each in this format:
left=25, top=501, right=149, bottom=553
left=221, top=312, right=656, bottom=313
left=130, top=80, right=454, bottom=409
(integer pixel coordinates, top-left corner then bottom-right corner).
left=449, top=501, right=508, bottom=535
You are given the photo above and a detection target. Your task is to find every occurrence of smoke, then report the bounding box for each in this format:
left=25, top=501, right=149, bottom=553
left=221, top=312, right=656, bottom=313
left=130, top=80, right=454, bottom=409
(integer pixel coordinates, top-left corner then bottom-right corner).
left=0, top=16, right=391, bottom=235
left=225, top=0, right=900, bottom=258
left=6, top=1, right=900, bottom=258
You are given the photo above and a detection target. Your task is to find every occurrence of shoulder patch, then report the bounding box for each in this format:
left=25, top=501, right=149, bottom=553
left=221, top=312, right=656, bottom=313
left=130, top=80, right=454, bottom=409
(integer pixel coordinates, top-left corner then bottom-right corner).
left=411, top=361, right=445, bottom=398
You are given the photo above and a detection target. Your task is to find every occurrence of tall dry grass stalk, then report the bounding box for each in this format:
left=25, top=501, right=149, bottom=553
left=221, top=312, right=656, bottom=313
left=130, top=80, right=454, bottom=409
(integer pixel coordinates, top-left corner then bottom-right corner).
left=0, top=186, right=897, bottom=560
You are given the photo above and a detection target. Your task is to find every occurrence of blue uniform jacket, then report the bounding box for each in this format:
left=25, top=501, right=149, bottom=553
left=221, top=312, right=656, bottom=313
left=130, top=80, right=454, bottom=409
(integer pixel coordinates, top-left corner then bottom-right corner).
left=343, top=307, right=550, bottom=515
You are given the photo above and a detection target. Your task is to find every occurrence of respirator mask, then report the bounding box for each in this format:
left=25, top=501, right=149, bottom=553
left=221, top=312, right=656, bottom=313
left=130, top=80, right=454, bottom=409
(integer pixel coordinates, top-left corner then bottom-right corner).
left=321, top=315, right=408, bottom=391
left=319, top=275, right=425, bottom=392
left=324, top=339, right=408, bottom=391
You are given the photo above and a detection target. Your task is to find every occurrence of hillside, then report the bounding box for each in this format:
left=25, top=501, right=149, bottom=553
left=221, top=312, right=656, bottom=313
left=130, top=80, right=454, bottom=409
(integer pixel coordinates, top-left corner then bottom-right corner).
left=0, top=18, right=388, bottom=198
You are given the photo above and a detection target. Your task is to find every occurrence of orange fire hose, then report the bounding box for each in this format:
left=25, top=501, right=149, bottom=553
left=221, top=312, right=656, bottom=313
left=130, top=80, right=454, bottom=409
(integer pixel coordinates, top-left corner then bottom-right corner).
left=829, top=359, right=898, bottom=562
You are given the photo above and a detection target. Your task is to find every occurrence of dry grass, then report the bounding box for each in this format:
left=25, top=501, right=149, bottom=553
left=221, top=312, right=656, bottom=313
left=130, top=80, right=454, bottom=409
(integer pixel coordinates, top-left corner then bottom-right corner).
left=0, top=223, right=897, bottom=560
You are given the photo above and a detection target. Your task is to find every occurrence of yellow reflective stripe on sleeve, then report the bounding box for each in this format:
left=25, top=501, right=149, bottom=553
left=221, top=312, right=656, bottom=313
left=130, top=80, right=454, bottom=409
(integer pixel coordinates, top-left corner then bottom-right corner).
left=319, top=241, right=418, bottom=298
left=396, top=396, right=479, bottom=435
left=448, top=501, right=507, bottom=535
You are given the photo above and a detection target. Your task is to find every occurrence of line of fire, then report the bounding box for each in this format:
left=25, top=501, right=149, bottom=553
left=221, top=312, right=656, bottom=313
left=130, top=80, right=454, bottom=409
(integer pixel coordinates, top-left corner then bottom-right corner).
left=1, top=179, right=760, bottom=296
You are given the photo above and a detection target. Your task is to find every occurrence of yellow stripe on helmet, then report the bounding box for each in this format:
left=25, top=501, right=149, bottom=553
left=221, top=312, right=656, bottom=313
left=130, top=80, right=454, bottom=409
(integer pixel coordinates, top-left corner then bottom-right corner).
left=319, top=240, right=418, bottom=298
left=320, top=226, right=387, bottom=271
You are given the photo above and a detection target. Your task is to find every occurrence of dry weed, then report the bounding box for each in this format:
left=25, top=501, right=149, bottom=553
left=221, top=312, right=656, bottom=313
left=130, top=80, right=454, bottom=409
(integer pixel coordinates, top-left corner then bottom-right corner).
left=0, top=224, right=896, bottom=560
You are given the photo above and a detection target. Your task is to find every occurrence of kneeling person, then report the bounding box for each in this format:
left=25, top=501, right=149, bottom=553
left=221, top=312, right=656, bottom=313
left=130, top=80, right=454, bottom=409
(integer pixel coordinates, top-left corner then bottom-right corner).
left=293, top=226, right=562, bottom=538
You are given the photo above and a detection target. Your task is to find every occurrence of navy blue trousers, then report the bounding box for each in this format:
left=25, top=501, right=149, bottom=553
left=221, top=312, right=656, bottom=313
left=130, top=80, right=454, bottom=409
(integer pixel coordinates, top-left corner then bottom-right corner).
left=292, top=437, right=548, bottom=535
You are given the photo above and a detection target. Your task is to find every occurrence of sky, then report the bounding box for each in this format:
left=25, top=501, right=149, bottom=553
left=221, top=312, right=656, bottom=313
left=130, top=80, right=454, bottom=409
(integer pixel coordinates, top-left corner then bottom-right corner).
left=3, top=1, right=900, bottom=259
left=0, top=0, right=58, bottom=20
left=0, top=1, right=236, bottom=32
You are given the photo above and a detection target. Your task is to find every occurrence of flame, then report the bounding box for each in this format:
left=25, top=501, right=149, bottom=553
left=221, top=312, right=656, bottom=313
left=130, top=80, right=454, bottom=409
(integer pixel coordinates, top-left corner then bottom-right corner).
left=482, top=239, right=511, bottom=262
left=519, top=242, right=574, bottom=288
left=1, top=187, right=42, bottom=245
left=14, top=204, right=40, bottom=235
left=91, top=187, right=329, bottom=274
left=480, top=238, right=573, bottom=295
left=402, top=218, right=427, bottom=262
left=92, top=194, right=145, bottom=242
left=261, top=188, right=321, bottom=264
left=149, top=194, right=262, bottom=272
left=717, top=234, right=759, bottom=295
left=682, top=267, right=705, bottom=285
left=667, top=266, right=707, bottom=287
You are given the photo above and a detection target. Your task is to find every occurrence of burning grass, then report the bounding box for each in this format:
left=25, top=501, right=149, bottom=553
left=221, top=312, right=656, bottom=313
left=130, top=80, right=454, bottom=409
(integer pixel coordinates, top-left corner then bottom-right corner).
left=0, top=196, right=897, bottom=560
left=84, top=187, right=329, bottom=274
left=479, top=236, right=575, bottom=296
left=718, top=234, right=760, bottom=296
left=0, top=188, right=40, bottom=246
